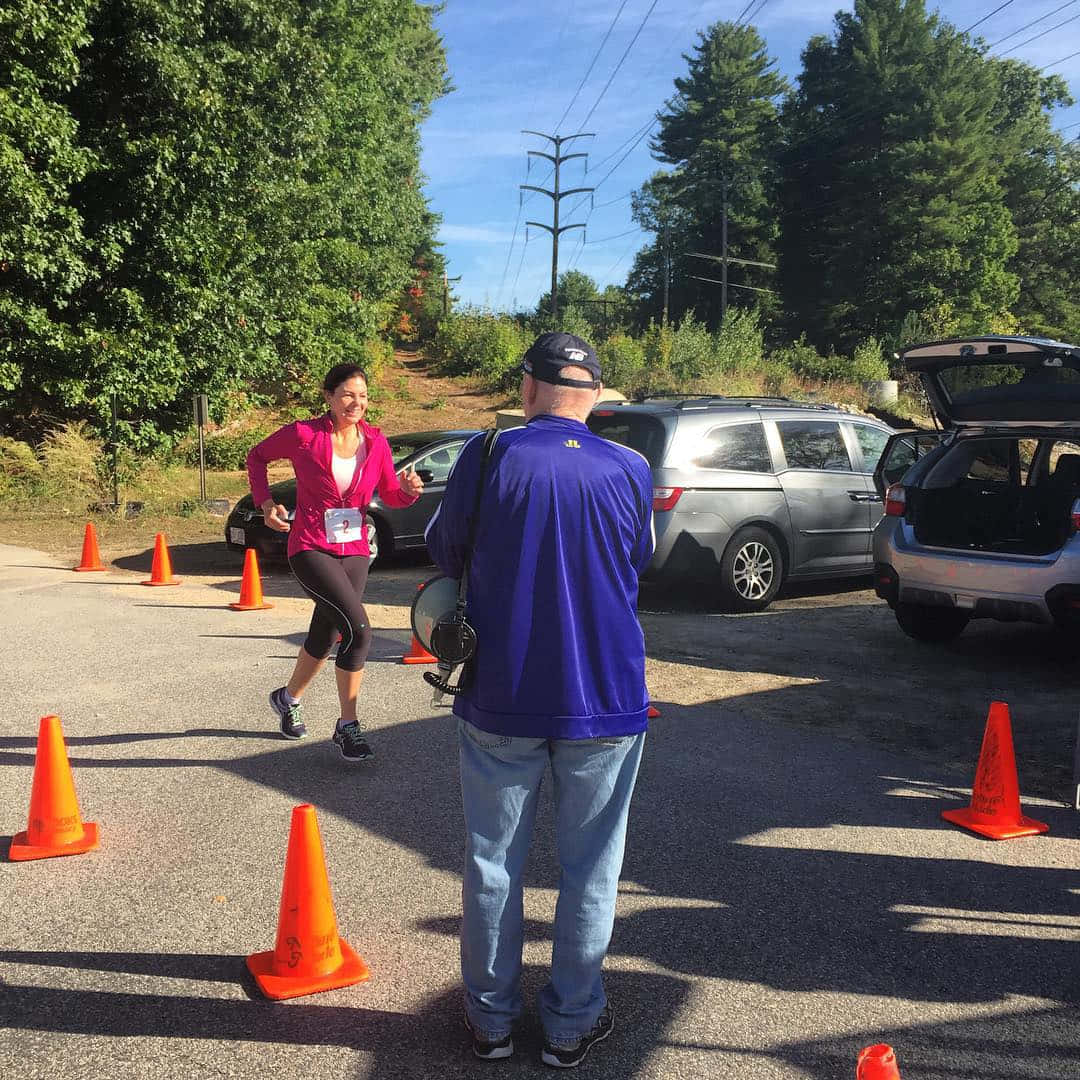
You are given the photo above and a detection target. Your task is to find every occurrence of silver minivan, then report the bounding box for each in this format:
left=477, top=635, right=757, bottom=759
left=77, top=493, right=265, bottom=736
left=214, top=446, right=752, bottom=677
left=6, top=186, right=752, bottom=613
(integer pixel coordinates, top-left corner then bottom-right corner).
left=872, top=336, right=1080, bottom=640
left=588, top=397, right=895, bottom=610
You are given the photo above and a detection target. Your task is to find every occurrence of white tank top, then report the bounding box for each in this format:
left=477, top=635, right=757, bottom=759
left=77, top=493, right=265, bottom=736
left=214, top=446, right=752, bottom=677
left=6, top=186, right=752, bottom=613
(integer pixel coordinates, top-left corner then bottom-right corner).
left=332, top=443, right=366, bottom=497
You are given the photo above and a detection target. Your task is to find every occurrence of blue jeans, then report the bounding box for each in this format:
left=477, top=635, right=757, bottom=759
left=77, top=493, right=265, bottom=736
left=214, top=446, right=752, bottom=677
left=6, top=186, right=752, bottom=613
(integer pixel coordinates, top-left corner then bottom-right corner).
left=457, top=719, right=646, bottom=1045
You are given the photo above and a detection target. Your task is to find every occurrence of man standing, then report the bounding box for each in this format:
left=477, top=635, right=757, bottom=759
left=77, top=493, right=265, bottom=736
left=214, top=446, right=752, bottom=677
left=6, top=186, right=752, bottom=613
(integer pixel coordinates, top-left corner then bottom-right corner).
left=426, top=332, right=654, bottom=1068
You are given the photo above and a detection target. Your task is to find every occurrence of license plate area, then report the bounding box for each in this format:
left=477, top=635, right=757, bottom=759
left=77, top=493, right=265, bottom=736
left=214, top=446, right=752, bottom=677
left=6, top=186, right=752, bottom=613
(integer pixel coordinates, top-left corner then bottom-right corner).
left=228, top=527, right=245, bottom=546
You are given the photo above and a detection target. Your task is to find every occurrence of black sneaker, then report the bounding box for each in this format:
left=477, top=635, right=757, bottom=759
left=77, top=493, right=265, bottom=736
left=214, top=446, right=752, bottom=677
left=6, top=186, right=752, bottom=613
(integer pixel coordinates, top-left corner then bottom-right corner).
left=332, top=720, right=374, bottom=762
left=541, top=1006, right=614, bottom=1069
left=464, top=1015, right=513, bottom=1061
left=269, top=688, right=306, bottom=740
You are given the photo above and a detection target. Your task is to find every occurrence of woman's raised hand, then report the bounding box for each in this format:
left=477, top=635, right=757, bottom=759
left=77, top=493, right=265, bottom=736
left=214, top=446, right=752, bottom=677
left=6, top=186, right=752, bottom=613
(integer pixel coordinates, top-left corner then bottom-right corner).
left=399, top=465, right=424, bottom=498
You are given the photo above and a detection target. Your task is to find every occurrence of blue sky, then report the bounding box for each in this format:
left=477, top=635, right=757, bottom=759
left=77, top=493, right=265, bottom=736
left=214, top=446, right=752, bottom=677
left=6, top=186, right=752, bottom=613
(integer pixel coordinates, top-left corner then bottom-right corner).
left=419, top=1, right=1080, bottom=312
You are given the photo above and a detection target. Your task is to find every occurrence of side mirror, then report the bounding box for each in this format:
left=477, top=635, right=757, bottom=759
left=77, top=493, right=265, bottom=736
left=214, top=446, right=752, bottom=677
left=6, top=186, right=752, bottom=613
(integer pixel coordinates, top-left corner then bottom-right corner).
left=417, top=469, right=435, bottom=484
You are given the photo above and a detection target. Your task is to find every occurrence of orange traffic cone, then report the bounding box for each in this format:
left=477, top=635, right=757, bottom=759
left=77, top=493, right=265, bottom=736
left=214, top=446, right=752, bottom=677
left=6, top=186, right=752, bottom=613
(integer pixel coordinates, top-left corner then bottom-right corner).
left=246, top=804, right=370, bottom=1000
left=857, top=1044, right=901, bottom=1080
left=9, top=715, right=99, bottom=861
left=142, top=532, right=181, bottom=586
left=647, top=705, right=661, bottom=719
left=229, top=548, right=273, bottom=611
left=941, top=701, right=1049, bottom=840
left=401, top=584, right=437, bottom=664
left=73, top=522, right=106, bottom=572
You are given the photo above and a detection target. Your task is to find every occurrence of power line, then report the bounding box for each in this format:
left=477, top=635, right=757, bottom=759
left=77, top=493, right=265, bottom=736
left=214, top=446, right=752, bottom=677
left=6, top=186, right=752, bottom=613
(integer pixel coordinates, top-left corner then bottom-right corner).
left=577, top=0, right=663, bottom=131
left=1041, top=47, right=1080, bottom=70
left=987, top=1, right=1077, bottom=49
left=585, top=226, right=644, bottom=244
left=962, top=0, right=1017, bottom=35
left=554, top=0, right=632, bottom=134
left=998, top=11, right=1080, bottom=55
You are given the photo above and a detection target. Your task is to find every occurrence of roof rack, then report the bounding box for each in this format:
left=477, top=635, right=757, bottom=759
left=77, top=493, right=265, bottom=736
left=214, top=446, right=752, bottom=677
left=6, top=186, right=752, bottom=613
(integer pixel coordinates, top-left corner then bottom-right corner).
left=629, top=393, right=841, bottom=412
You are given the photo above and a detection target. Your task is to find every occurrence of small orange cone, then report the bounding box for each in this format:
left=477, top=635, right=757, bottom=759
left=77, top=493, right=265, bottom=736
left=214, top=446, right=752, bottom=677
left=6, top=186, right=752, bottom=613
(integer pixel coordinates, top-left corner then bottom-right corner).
left=941, top=701, right=1049, bottom=840
left=401, top=583, right=437, bottom=664
left=229, top=548, right=273, bottom=611
left=142, top=532, right=181, bottom=586
left=647, top=705, right=660, bottom=718
left=73, top=522, right=106, bottom=572
left=9, top=715, right=99, bottom=861
left=857, top=1044, right=901, bottom=1080
left=246, top=804, right=370, bottom=1000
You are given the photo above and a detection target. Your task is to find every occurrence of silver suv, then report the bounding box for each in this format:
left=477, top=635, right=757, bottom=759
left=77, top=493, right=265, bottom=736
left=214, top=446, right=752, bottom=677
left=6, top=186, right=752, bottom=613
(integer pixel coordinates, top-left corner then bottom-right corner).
left=872, top=335, right=1080, bottom=641
left=587, top=396, right=895, bottom=610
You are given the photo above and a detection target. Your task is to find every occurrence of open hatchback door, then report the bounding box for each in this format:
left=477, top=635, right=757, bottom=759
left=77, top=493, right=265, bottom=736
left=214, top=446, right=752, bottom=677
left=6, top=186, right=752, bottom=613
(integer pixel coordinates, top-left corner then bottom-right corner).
left=901, top=335, right=1080, bottom=426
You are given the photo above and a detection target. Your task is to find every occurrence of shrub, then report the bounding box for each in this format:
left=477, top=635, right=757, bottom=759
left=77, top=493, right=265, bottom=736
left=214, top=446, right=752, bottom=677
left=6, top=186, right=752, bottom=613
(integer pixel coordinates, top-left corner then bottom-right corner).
left=715, top=307, right=765, bottom=375
left=773, top=335, right=850, bottom=382
left=597, top=333, right=646, bottom=392
left=184, top=426, right=274, bottom=471
left=850, top=337, right=889, bottom=382
left=669, top=314, right=715, bottom=382
left=429, top=310, right=531, bottom=389
left=39, top=422, right=118, bottom=504
left=0, top=437, right=44, bottom=501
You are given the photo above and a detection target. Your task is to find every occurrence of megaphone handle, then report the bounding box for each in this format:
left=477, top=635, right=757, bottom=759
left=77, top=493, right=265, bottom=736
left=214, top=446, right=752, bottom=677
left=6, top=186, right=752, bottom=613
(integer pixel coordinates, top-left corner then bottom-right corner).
left=423, top=669, right=464, bottom=697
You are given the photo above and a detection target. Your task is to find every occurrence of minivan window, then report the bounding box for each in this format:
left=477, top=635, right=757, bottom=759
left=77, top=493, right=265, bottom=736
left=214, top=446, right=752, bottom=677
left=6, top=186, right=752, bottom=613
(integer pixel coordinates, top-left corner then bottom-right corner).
left=853, top=425, right=890, bottom=473
left=691, top=422, right=772, bottom=472
left=777, top=421, right=852, bottom=471
left=586, top=413, right=667, bottom=467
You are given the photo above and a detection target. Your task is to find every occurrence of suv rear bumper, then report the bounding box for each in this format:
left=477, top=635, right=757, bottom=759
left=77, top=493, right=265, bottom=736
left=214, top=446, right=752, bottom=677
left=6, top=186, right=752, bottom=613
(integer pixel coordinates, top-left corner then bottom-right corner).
left=873, top=518, right=1080, bottom=625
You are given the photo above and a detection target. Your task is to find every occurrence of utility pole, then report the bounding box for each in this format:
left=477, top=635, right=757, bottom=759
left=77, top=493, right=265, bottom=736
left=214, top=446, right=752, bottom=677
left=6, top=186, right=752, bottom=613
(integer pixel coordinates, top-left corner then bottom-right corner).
left=720, top=176, right=730, bottom=325
left=442, top=272, right=461, bottom=317
left=661, top=220, right=671, bottom=328
left=520, top=130, right=594, bottom=320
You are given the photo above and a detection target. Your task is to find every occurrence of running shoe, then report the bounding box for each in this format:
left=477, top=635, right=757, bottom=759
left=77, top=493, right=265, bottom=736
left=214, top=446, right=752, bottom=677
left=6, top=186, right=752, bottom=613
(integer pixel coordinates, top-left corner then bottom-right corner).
left=332, top=720, right=374, bottom=762
left=541, top=1006, right=613, bottom=1069
left=464, top=1015, right=513, bottom=1061
left=269, top=687, right=306, bottom=740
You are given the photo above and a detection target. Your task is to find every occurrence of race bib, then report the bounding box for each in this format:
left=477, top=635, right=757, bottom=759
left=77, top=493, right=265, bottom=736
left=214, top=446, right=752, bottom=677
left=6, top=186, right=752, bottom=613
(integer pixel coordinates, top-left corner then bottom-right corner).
left=324, top=507, right=365, bottom=544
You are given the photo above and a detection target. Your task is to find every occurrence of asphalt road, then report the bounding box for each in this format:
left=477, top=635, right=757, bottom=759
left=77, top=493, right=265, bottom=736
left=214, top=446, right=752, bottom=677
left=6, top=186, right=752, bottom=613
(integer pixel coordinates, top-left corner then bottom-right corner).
left=1, top=542, right=1078, bottom=1080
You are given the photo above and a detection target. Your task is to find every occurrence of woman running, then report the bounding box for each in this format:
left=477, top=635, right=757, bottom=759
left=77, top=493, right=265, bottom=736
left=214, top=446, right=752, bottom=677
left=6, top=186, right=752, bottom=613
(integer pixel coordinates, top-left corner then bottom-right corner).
left=246, top=363, right=423, bottom=761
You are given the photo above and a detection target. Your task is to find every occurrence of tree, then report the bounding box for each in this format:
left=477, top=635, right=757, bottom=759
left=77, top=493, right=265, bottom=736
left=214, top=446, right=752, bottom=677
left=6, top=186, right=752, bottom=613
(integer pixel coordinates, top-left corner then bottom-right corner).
left=641, top=21, right=786, bottom=328
left=0, top=0, right=448, bottom=442
left=776, top=0, right=1017, bottom=353
left=988, top=59, right=1080, bottom=342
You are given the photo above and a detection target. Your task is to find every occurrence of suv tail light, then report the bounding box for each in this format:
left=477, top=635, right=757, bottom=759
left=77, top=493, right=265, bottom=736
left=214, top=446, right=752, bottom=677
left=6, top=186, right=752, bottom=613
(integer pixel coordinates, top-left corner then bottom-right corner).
left=884, top=483, right=906, bottom=517
left=653, top=487, right=683, bottom=512
left=1072, top=498, right=1080, bottom=533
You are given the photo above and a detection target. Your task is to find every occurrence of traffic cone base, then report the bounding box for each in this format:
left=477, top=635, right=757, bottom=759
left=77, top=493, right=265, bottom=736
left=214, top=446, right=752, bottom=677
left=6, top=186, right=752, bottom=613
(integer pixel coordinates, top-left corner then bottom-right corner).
left=941, top=807, right=1048, bottom=841
left=230, top=548, right=273, bottom=610
left=74, top=522, right=106, bottom=572
left=401, top=632, right=437, bottom=664
left=941, top=701, right=1049, bottom=840
left=9, top=821, right=99, bottom=862
left=8, top=715, right=98, bottom=862
left=246, top=938, right=370, bottom=1000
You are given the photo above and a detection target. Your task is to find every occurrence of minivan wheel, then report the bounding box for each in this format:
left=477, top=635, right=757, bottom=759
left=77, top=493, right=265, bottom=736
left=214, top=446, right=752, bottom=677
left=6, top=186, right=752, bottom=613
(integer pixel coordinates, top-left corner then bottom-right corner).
left=894, top=602, right=970, bottom=642
left=719, top=527, right=784, bottom=612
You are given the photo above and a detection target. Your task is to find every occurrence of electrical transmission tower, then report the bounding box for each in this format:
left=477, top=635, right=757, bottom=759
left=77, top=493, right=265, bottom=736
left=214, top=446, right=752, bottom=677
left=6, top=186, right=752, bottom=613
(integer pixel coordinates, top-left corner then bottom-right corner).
left=520, top=131, right=594, bottom=320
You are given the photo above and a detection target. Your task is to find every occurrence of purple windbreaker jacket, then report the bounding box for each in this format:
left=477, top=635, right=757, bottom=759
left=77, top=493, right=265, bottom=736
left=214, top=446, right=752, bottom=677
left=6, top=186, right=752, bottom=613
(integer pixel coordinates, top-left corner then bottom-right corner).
left=246, top=414, right=418, bottom=559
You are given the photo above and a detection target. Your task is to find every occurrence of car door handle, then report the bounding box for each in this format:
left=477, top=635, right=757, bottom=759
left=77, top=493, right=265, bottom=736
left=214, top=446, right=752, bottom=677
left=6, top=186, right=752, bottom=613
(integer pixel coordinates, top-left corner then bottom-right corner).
left=848, top=491, right=875, bottom=502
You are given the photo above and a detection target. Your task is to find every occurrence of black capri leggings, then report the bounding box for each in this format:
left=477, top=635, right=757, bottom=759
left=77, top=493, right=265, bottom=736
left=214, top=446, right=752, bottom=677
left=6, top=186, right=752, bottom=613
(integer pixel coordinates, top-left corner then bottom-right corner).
left=288, top=549, right=373, bottom=672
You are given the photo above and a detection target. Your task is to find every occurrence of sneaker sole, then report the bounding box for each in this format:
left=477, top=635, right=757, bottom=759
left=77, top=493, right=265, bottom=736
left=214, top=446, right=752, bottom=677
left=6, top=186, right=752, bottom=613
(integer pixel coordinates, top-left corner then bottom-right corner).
left=541, top=1018, right=613, bottom=1068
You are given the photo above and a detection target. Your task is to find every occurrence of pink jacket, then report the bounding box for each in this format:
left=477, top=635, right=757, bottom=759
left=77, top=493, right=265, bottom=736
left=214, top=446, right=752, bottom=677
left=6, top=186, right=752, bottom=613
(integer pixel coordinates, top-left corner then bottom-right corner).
left=247, top=414, right=418, bottom=558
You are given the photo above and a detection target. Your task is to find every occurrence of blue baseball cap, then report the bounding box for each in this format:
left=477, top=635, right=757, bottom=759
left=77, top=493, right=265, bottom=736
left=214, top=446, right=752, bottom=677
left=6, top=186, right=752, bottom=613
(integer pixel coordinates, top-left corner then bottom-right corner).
left=521, top=332, right=601, bottom=389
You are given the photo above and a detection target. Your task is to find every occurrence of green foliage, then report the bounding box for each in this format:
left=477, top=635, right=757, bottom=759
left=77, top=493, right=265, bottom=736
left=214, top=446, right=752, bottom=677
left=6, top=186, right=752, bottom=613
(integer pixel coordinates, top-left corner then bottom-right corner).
left=715, top=308, right=765, bottom=375
left=429, top=310, right=531, bottom=389
left=38, top=421, right=112, bottom=503
left=185, top=426, right=273, bottom=471
left=0, top=0, right=447, bottom=442
left=851, top=337, right=889, bottom=382
left=0, top=436, right=44, bottom=500
left=597, top=333, right=646, bottom=392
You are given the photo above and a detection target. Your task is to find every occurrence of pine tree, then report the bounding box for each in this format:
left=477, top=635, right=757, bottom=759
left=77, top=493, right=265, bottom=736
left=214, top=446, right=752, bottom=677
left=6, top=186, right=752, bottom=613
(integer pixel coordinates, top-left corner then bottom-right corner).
left=639, top=21, right=786, bottom=329
left=777, top=0, right=1017, bottom=353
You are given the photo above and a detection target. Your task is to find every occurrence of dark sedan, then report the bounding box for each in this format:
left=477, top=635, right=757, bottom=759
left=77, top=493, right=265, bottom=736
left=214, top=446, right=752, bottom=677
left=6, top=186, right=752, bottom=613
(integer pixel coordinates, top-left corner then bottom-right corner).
left=224, top=429, right=481, bottom=565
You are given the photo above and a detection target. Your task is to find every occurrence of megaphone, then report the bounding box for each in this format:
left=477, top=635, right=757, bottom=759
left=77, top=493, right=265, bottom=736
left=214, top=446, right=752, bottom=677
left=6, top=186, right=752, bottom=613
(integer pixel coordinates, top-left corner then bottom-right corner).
left=411, top=575, right=475, bottom=704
